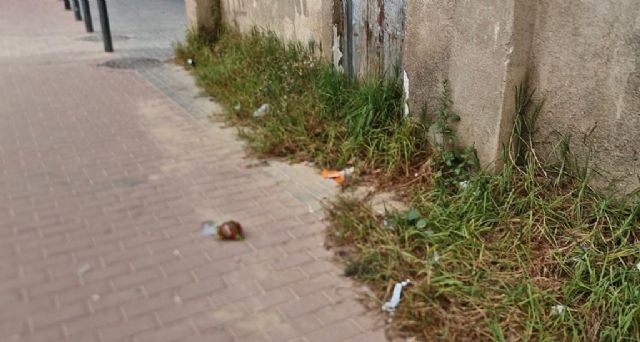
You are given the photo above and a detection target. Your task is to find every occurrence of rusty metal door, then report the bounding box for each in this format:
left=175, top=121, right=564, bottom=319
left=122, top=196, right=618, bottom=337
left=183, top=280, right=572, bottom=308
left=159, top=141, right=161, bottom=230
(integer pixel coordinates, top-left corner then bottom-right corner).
left=341, top=0, right=406, bottom=78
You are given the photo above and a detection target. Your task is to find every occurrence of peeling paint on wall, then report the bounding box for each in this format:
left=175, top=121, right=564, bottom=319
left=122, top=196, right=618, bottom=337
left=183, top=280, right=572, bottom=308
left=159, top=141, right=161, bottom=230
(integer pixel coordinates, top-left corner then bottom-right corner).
left=403, top=69, right=410, bottom=116
left=332, top=25, right=344, bottom=72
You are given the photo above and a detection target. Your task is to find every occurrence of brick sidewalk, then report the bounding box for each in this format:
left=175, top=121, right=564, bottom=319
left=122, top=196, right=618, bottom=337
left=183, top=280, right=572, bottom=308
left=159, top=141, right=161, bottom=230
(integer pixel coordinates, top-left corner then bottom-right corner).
left=0, top=1, right=385, bottom=341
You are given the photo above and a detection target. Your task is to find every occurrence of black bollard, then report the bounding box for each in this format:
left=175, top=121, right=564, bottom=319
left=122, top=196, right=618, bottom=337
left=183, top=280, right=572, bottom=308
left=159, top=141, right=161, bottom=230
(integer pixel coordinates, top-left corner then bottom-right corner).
left=63, top=0, right=71, bottom=10
left=80, top=0, right=94, bottom=32
left=72, top=0, right=82, bottom=21
left=96, top=0, right=113, bottom=52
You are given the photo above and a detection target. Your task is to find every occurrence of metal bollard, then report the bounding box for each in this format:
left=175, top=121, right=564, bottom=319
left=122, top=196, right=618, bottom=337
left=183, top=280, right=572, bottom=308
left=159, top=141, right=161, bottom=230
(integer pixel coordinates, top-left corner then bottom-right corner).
left=71, top=0, right=82, bottom=21
left=80, top=0, right=94, bottom=32
left=96, top=0, right=113, bottom=52
left=63, top=0, right=71, bottom=10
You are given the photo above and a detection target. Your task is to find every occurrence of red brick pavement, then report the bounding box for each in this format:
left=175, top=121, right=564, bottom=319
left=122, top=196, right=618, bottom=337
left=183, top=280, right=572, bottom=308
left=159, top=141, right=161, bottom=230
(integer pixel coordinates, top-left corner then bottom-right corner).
left=0, top=0, right=386, bottom=341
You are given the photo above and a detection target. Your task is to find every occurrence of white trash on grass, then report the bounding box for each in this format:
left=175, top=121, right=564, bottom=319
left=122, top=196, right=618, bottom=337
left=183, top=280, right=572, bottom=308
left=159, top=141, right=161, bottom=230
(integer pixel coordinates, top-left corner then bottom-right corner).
left=253, top=104, right=270, bottom=118
left=551, top=304, right=566, bottom=315
left=381, top=279, right=411, bottom=313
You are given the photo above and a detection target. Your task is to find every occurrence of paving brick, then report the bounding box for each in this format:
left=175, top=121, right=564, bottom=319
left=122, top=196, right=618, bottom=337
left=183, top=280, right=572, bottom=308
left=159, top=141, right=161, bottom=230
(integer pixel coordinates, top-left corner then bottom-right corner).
left=304, top=320, right=362, bottom=342
left=258, top=268, right=307, bottom=291
left=314, top=299, right=367, bottom=325
left=191, top=303, right=247, bottom=332
left=229, top=311, right=284, bottom=337
left=348, top=329, right=388, bottom=342
left=134, top=321, right=197, bottom=342
left=0, top=1, right=383, bottom=340
left=290, top=274, right=339, bottom=297
left=156, top=298, right=212, bottom=325
left=65, top=309, right=121, bottom=336
left=58, top=280, right=113, bottom=304
left=279, top=292, right=331, bottom=318
left=100, top=314, right=157, bottom=341
left=241, top=287, right=296, bottom=313
left=300, top=260, right=340, bottom=277
left=177, top=276, right=226, bottom=301
left=270, top=251, right=314, bottom=270
left=143, top=271, right=193, bottom=296
left=112, top=267, right=162, bottom=291
left=210, top=282, right=262, bottom=307
left=30, top=302, right=88, bottom=329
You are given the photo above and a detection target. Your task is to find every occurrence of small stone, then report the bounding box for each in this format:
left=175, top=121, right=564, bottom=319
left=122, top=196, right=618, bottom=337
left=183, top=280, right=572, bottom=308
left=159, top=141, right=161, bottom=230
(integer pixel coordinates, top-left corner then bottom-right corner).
left=91, top=294, right=101, bottom=302
left=173, top=294, right=182, bottom=304
left=172, top=249, right=180, bottom=257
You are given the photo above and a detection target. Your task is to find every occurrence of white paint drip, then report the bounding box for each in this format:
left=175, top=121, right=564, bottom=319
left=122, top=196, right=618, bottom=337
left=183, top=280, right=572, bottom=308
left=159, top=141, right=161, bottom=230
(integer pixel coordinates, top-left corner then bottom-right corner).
left=403, top=70, right=410, bottom=116
left=332, top=25, right=344, bottom=73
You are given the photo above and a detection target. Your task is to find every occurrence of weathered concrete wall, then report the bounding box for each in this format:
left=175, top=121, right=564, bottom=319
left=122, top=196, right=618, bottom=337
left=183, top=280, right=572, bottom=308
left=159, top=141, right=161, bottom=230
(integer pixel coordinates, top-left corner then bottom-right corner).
left=186, top=0, right=640, bottom=191
left=403, top=0, right=535, bottom=167
left=404, top=0, right=639, bottom=190
left=529, top=0, right=640, bottom=190
left=220, top=0, right=334, bottom=58
left=185, top=0, right=219, bottom=33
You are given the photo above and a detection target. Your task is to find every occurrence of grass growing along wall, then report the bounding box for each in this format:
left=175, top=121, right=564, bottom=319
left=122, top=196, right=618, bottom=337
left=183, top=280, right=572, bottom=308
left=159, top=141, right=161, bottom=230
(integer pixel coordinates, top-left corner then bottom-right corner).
left=176, top=28, right=431, bottom=181
left=177, top=28, right=640, bottom=341
left=329, top=87, right=640, bottom=341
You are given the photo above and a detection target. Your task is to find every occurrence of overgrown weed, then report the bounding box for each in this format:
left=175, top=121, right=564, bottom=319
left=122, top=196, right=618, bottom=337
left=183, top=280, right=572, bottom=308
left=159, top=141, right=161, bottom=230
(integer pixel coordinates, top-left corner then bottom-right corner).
left=328, top=86, right=640, bottom=341
left=178, top=28, right=640, bottom=341
left=176, top=28, right=430, bottom=182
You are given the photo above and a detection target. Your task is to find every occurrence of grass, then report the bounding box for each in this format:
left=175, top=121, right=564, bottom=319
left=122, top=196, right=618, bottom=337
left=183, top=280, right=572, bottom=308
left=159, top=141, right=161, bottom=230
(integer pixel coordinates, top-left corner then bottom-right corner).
left=328, top=87, right=640, bottom=341
left=176, top=28, right=431, bottom=182
left=177, top=28, right=640, bottom=341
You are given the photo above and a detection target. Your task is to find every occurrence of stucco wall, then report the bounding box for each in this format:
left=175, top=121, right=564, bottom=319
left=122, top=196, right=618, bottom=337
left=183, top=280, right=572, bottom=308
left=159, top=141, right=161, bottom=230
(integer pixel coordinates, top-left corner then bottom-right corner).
left=403, top=0, right=535, bottom=167
left=186, top=0, right=640, bottom=191
left=220, top=0, right=333, bottom=58
left=529, top=0, right=640, bottom=190
left=404, top=0, right=639, bottom=190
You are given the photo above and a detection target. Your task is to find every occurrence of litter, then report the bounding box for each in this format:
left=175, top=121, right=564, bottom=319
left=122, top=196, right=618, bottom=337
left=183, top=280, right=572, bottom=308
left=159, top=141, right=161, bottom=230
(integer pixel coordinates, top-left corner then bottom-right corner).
left=217, top=221, right=245, bottom=241
left=201, top=221, right=217, bottom=236
left=187, top=58, right=195, bottom=66
left=636, top=261, right=640, bottom=272
left=551, top=304, right=566, bottom=315
left=77, top=263, right=91, bottom=276
left=202, top=220, right=245, bottom=240
left=322, top=167, right=355, bottom=185
left=381, top=279, right=411, bottom=313
left=253, top=104, right=270, bottom=118
left=433, top=251, right=441, bottom=263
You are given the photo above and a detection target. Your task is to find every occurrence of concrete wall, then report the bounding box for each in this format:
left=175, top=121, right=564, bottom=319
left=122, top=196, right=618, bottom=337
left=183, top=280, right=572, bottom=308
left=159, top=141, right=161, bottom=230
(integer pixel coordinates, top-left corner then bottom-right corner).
left=186, top=0, right=640, bottom=191
left=403, top=0, right=639, bottom=190
left=220, top=0, right=334, bottom=58
left=404, top=0, right=535, bottom=167
left=529, top=0, right=640, bottom=190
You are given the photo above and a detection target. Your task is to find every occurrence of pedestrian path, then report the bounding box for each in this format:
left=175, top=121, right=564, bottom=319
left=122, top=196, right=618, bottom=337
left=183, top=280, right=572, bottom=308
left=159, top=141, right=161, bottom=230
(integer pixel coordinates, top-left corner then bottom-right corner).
left=0, top=0, right=385, bottom=341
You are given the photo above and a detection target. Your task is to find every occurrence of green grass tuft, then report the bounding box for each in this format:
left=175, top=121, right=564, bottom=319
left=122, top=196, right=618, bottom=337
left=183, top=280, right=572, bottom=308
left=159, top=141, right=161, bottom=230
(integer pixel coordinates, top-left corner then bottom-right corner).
left=328, top=87, right=640, bottom=341
left=176, top=28, right=430, bottom=181
left=178, top=28, right=640, bottom=341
